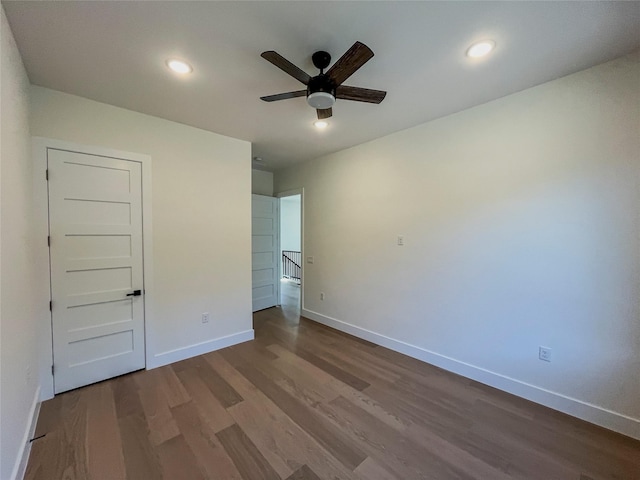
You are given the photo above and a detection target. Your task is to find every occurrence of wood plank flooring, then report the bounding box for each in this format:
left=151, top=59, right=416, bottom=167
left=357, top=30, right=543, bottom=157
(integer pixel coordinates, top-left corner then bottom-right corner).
left=26, top=281, right=640, bottom=479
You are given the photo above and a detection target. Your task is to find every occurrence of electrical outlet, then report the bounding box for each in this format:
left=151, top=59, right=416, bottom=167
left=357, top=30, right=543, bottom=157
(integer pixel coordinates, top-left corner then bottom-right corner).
left=320, top=292, right=325, bottom=301
left=397, top=235, right=404, bottom=246
left=202, top=312, right=210, bottom=324
left=306, top=256, right=314, bottom=264
left=539, top=346, right=551, bottom=362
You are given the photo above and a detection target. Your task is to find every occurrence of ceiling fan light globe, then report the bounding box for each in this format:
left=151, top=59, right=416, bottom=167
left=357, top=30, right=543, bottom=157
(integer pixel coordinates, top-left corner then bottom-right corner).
left=307, top=92, right=335, bottom=109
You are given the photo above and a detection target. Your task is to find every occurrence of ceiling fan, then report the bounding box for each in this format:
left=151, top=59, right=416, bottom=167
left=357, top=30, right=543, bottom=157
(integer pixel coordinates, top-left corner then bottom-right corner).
left=260, top=41, right=386, bottom=120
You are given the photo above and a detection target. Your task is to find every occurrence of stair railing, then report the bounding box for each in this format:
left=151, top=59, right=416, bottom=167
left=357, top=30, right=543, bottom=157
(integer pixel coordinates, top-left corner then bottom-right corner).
left=282, top=250, right=301, bottom=283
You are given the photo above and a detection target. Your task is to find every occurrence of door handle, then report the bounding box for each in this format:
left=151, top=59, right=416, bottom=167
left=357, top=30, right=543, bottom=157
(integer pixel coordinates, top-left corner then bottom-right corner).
left=126, top=290, right=142, bottom=297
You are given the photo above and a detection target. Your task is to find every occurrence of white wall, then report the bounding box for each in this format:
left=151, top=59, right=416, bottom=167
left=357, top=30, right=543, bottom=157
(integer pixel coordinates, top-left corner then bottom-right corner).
left=0, top=7, right=45, bottom=479
left=275, top=53, right=640, bottom=438
left=252, top=169, right=273, bottom=196
left=280, top=195, right=301, bottom=252
left=30, top=86, right=253, bottom=374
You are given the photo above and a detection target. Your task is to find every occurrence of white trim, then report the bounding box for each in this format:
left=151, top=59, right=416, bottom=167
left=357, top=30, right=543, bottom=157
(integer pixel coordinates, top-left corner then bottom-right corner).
left=148, top=329, right=255, bottom=369
left=275, top=188, right=303, bottom=198
left=32, top=137, right=154, bottom=401
left=301, top=308, right=640, bottom=441
left=275, top=188, right=304, bottom=309
left=10, top=386, right=41, bottom=480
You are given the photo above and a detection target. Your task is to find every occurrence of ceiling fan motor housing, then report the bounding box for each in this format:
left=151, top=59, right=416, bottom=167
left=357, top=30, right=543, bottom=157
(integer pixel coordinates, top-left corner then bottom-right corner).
left=307, top=74, right=336, bottom=109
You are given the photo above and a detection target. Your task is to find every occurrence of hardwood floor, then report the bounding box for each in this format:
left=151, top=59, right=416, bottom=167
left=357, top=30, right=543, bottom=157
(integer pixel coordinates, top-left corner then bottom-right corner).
left=26, top=281, right=640, bottom=479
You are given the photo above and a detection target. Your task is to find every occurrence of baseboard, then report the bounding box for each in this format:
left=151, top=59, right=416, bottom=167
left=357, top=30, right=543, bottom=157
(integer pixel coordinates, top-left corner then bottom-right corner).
left=11, top=386, right=41, bottom=480
left=148, top=329, right=254, bottom=369
left=301, top=308, right=640, bottom=441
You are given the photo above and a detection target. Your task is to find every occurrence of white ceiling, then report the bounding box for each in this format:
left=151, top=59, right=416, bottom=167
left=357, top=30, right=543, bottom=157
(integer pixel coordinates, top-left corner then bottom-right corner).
left=3, top=1, right=639, bottom=171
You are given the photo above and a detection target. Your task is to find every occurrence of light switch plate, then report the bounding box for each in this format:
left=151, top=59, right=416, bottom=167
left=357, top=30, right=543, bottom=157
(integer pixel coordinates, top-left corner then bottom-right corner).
left=539, top=346, right=551, bottom=362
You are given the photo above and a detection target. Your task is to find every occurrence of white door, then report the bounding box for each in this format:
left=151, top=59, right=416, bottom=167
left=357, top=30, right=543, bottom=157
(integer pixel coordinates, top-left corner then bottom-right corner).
left=252, top=195, right=279, bottom=312
left=48, top=148, right=145, bottom=393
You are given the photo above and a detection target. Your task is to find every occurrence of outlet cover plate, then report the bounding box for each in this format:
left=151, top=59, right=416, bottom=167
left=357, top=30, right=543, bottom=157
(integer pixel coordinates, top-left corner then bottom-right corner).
left=539, top=346, right=551, bottom=362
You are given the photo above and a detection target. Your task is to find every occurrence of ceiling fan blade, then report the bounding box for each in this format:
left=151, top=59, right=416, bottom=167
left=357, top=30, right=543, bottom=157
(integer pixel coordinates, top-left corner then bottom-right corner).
left=260, top=90, right=307, bottom=102
left=336, top=85, right=386, bottom=104
left=261, top=51, right=311, bottom=85
left=326, top=41, right=374, bottom=86
left=317, top=108, right=332, bottom=119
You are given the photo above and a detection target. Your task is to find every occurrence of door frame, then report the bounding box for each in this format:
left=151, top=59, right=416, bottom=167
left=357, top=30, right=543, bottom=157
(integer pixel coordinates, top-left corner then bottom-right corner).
left=275, top=188, right=304, bottom=309
left=33, top=137, right=154, bottom=401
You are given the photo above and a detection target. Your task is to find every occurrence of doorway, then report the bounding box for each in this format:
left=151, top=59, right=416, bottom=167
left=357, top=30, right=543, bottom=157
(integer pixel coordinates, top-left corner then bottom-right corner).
left=35, top=138, right=153, bottom=398
left=277, top=190, right=303, bottom=310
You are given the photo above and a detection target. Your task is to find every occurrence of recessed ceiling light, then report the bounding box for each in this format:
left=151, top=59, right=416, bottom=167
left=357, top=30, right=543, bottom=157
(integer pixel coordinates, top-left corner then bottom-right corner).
left=466, top=40, right=495, bottom=58
left=166, top=59, right=193, bottom=74
left=314, top=120, right=329, bottom=129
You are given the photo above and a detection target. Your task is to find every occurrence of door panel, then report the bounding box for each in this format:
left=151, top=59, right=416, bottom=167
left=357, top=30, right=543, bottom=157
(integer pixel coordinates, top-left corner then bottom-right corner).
left=48, top=148, right=145, bottom=393
left=252, top=195, right=278, bottom=311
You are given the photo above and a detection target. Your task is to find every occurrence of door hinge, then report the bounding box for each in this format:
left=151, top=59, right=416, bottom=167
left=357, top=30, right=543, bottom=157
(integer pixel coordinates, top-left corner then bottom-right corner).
left=45, top=169, right=49, bottom=181
left=49, top=300, right=52, bottom=311
left=51, top=365, right=54, bottom=376
left=47, top=236, right=50, bottom=247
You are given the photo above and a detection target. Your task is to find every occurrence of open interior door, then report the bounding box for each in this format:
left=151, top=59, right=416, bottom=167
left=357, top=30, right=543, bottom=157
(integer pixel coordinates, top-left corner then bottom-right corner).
left=251, top=195, right=279, bottom=312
